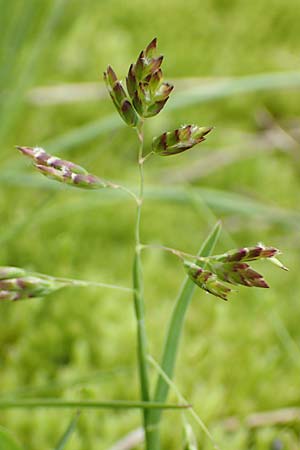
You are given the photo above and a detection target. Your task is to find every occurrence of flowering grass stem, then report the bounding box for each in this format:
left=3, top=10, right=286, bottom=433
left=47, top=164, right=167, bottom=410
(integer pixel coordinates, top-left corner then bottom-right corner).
left=132, top=121, right=152, bottom=448
left=46, top=275, right=133, bottom=293
left=140, top=243, right=208, bottom=263
left=109, top=183, right=139, bottom=203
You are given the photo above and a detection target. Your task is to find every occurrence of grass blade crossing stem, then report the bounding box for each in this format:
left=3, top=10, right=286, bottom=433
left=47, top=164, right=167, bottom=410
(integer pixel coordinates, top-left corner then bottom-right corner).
left=147, top=221, right=222, bottom=449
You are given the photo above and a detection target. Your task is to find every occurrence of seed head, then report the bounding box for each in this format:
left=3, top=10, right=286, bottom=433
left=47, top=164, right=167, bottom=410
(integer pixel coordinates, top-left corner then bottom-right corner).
left=17, top=146, right=108, bottom=190
left=213, top=244, right=281, bottom=263
left=0, top=267, right=27, bottom=280
left=104, top=66, right=139, bottom=127
left=152, top=125, right=213, bottom=156
left=104, top=38, right=173, bottom=121
left=184, top=244, right=287, bottom=301
left=0, top=267, right=65, bottom=302
left=184, top=261, right=232, bottom=301
left=210, top=261, right=269, bottom=288
left=125, top=39, right=172, bottom=118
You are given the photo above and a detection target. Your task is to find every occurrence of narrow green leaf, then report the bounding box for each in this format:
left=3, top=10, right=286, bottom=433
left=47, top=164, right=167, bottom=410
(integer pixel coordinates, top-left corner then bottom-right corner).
left=54, top=413, right=80, bottom=450
left=0, top=0, right=67, bottom=145
left=146, top=222, right=221, bottom=449
left=154, top=221, right=221, bottom=400
left=0, top=398, right=189, bottom=411
left=0, top=427, right=24, bottom=450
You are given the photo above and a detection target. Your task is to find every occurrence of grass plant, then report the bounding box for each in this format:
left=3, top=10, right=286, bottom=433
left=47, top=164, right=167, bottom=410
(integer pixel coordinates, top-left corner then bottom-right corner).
left=0, top=37, right=288, bottom=450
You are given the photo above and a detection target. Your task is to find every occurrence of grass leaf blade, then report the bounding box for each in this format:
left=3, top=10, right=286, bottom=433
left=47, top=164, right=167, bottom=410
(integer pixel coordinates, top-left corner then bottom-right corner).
left=54, top=412, right=80, bottom=450
left=147, top=222, right=222, bottom=449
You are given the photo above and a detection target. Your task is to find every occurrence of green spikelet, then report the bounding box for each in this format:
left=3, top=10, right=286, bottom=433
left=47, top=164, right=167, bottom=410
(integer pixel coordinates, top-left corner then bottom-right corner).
left=152, top=125, right=213, bottom=156
left=0, top=267, right=66, bottom=302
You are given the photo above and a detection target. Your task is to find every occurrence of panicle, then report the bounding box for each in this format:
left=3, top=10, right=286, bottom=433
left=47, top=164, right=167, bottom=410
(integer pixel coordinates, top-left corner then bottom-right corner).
left=104, top=38, right=173, bottom=121
left=152, top=125, right=213, bottom=156
left=17, top=146, right=108, bottom=189
left=184, top=244, right=287, bottom=301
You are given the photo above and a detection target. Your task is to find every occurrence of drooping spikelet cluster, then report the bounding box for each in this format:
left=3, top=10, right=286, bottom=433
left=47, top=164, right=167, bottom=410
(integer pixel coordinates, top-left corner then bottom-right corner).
left=184, top=244, right=287, bottom=301
left=104, top=38, right=173, bottom=126
left=0, top=267, right=65, bottom=302
left=17, top=146, right=109, bottom=189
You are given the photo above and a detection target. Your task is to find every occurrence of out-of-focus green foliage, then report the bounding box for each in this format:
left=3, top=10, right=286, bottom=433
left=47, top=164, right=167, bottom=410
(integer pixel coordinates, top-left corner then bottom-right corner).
left=0, top=426, right=24, bottom=450
left=1, top=0, right=300, bottom=448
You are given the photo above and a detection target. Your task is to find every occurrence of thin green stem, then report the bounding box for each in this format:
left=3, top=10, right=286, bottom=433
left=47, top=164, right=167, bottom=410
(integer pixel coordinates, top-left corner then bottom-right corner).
left=0, top=399, right=190, bottom=410
left=132, top=120, right=152, bottom=448
left=140, top=150, right=155, bottom=164
left=148, top=356, right=221, bottom=450
left=140, top=243, right=209, bottom=263
left=108, top=182, right=139, bottom=203
left=47, top=276, right=133, bottom=293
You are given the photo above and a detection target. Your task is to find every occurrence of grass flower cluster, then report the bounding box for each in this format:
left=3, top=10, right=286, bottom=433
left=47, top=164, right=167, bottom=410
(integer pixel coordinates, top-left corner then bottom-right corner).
left=1, top=38, right=287, bottom=450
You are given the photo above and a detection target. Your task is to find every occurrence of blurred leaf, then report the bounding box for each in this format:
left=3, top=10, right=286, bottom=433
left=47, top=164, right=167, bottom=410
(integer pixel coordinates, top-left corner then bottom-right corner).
left=0, top=0, right=67, bottom=145
left=0, top=398, right=189, bottom=410
left=54, top=413, right=80, bottom=450
left=0, top=427, right=23, bottom=450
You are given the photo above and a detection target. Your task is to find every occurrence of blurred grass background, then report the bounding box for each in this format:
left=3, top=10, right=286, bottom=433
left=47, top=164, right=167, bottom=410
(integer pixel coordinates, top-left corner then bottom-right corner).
left=1, top=0, right=300, bottom=448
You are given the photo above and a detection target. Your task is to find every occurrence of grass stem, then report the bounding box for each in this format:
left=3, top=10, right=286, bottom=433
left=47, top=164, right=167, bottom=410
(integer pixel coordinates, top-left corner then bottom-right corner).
left=132, top=121, right=152, bottom=448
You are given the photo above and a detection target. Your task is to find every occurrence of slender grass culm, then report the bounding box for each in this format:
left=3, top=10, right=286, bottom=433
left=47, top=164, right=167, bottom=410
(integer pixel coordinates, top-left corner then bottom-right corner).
left=1, top=38, right=287, bottom=449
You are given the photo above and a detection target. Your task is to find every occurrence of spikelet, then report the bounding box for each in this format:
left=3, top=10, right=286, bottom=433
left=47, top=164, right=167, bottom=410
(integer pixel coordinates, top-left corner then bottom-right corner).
left=0, top=266, right=66, bottom=302
left=152, top=125, right=213, bottom=156
left=184, top=261, right=232, bottom=301
left=104, top=66, right=139, bottom=127
left=184, top=244, right=287, bottom=301
left=17, top=146, right=109, bottom=189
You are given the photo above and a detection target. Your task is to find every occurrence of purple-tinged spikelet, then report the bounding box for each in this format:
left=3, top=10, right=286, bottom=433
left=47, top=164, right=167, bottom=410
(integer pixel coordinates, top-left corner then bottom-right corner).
left=103, top=66, right=139, bottom=127
left=105, top=38, right=173, bottom=121
left=0, top=267, right=27, bottom=280
left=183, top=244, right=287, bottom=301
left=210, top=262, right=269, bottom=288
left=213, top=244, right=280, bottom=263
left=152, top=125, right=213, bottom=156
left=17, top=146, right=108, bottom=190
left=126, top=39, right=172, bottom=118
left=184, top=261, right=232, bottom=301
left=0, top=267, right=66, bottom=302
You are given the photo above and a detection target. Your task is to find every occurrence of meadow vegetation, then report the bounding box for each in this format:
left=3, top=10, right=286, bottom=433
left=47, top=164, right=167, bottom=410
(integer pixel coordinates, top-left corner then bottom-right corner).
left=1, top=0, right=300, bottom=448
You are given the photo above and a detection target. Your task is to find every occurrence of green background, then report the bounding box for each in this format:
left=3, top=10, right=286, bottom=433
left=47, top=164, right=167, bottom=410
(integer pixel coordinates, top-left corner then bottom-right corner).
left=0, top=0, right=300, bottom=448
